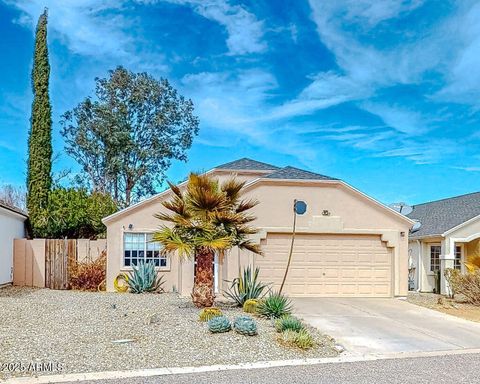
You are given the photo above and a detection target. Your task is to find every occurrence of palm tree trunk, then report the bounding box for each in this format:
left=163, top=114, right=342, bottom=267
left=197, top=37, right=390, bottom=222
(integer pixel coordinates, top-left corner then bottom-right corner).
left=191, top=247, right=215, bottom=307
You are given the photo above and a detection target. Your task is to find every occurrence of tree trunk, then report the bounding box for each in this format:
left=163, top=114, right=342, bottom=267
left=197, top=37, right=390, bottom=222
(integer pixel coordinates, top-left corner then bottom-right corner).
left=191, top=247, right=215, bottom=308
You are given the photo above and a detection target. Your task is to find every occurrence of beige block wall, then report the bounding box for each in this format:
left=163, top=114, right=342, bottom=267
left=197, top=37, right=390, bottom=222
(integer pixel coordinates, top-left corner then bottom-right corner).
left=105, top=176, right=411, bottom=297
left=13, top=239, right=46, bottom=288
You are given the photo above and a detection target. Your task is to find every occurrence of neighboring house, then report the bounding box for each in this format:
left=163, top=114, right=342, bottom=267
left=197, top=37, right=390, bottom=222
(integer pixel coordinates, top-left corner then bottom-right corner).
left=102, top=158, right=413, bottom=298
left=0, top=202, right=27, bottom=286
left=408, top=192, right=480, bottom=294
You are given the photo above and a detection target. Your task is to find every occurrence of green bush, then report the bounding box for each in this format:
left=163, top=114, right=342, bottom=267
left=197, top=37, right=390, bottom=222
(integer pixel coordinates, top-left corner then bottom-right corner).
left=224, top=266, right=270, bottom=306
left=34, top=188, right=117, bottom=238
left=275, top=315, right=304, bottom=333
left=208, top=316, right=231, bottom=333
left=257, top=293, right=292, bottom=319
left=127, top=261, right=165, bottom=293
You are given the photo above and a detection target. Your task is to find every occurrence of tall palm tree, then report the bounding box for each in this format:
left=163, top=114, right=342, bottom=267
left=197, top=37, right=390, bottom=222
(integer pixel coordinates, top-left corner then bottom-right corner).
left=153, top=173, right=261, bottom=307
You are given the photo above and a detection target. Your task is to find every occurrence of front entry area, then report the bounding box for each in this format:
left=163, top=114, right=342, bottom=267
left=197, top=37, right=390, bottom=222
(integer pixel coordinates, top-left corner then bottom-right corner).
left=255, top=233, right=393, bottom=297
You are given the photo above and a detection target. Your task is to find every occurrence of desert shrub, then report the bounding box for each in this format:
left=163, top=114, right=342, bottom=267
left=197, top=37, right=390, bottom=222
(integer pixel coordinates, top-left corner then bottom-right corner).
left=224, top=266, right=270, bottom=306
left=127, top=261, right=165, bottom=293
left=277, top=328, right=314, bottom=350
left=199, top=307, right=222, bottom=322
left=447, top=269, right=480, bottom=305
left=444, top=268, right=461, bottom=298
left=294, top=329, right=315, bottom=350
left=69, top=250, right=106, bottom=291
left=256, top=292, right=292, bottom=319
left=275, top=315, right=304, bottom=333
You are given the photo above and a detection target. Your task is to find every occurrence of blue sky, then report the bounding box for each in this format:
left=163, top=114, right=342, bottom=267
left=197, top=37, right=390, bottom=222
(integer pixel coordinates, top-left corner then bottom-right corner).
left=1, top=0, right=479, bottom=205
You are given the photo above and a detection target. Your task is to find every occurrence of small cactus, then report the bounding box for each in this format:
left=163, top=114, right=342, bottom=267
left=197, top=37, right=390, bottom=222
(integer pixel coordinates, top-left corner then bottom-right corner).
left=199, top=307, right=222, bottom=322
left=243, top=299, right=259, bottom=313
left=233, top=315, right=257, bottom=336
left=208, top=315, right=231, bottom=333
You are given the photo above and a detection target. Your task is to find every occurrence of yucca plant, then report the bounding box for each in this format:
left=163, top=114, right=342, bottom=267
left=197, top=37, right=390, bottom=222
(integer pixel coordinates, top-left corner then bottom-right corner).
left=275, top=315, right=304, bottom=333
left=224, top=266, right=270, bottom=306
left=127, top=261, right=165, bottom=293
left=257, top=292, right=292, bottom=319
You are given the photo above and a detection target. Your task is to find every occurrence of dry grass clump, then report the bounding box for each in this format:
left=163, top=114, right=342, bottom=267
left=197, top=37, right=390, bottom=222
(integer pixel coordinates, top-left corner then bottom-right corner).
left=69, top=250, right=106, bottom=291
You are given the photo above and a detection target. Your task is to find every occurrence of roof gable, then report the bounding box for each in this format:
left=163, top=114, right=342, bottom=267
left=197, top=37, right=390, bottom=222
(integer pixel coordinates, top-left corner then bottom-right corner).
left=408, top=192, right=480, bottom=237
left=264, top=166, right=337, bottom=181
left=215, top=158, right=279, bottom=171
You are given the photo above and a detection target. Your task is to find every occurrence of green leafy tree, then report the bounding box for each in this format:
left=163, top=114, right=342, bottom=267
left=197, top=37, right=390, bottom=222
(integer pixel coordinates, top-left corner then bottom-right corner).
left=27, top=9, right=53, bottom=235
left=35, top=188, right=117, bottom=239
left=61, top=66, right=199, bottom=207
left=153, top=173, right=261, bottom=308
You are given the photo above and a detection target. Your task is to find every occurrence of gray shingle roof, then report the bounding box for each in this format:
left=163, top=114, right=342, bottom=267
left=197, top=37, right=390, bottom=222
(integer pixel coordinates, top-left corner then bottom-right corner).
left=264, top=166, right=337, bottom=181
left=215, top=158, right=280, bottom=171
left=407, top=192, right=480, bottom=238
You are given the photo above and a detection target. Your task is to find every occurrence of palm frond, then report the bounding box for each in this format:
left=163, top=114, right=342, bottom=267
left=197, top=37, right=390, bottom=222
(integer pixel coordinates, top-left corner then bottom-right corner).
left=167, top=181, right=183, bottom=199
left=221, top=178, right=245, bottom=205
left=238, top=240, right=262, bottom=255
left=236, top=198, right=259, bottom=213
left=151, top=228, right=194, bottom=260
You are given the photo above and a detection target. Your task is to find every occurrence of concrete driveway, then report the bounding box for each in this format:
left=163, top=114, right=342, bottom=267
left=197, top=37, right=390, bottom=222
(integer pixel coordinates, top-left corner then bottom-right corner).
left=293, top=298, right=480, bottom=356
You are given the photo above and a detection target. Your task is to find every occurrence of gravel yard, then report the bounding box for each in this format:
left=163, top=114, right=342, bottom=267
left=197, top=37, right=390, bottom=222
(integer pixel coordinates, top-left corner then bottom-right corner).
left=0, top=287, right=338, bottom=379
left=408, top=292, right=480, bottom=323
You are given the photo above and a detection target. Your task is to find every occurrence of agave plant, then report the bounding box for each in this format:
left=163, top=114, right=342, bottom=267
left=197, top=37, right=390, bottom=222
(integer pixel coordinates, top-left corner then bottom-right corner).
left=224, top=266, right=270, bottom=306
left=257, top=292, right=292, bottom=319
left=275, top=315, right=304, bottom=333
left=127, top=261, right=165, bottom=293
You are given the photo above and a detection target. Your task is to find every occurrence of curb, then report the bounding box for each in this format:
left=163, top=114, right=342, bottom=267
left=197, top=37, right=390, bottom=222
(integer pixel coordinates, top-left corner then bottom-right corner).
left=4, top=348, right=480, bottom=383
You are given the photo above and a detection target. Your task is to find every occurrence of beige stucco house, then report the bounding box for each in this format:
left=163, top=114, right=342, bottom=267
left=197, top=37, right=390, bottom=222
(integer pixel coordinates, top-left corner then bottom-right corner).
left=102, top=158, right=413, bottom=298
left=408, top=192, right=480, bottom=295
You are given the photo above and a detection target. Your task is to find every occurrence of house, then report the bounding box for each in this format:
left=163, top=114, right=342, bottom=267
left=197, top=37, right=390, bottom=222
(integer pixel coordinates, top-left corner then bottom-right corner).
left=0, top=202, right=27, bottom=286
left=408, top=192, right=480, bottom=294
left=102, top=158, right=413, bottom=297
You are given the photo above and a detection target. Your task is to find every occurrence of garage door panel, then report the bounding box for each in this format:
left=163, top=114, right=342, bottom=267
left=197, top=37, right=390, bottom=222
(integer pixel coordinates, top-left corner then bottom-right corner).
left=256, top=234, right=392, bottom=297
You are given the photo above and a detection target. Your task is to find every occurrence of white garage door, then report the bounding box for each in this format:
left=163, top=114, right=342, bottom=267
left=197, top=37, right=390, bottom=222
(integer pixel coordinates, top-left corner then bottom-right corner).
left=255, top=233, right=392, bottom=297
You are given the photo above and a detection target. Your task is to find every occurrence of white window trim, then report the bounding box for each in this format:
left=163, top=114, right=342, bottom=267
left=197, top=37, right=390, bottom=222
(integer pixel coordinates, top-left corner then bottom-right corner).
left=122, top=231, right=170, bottom=271
left=428, top=243, right=441, bottom=274
left=454, top=244, right=464, bottom=272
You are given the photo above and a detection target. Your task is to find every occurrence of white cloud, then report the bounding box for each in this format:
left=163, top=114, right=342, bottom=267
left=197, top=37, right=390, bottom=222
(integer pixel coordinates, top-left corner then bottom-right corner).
left=151, top=0, right=266, bottom=55
left=361, top=102, right=428, bottom=135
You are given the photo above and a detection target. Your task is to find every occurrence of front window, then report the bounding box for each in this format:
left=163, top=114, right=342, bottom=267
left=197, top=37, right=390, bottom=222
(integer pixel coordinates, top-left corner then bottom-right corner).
left=123, top=233, right=167, bottom=268
left=454, top=245, right=462, bottom=270
left=430, top=245, right=441, bottom=272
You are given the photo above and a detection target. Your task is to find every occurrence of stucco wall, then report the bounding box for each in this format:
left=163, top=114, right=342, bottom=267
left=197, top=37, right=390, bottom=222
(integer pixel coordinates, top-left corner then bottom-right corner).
left=0, top=208, right=26, bottom=285
left=104, top=174, right=411, bottom=296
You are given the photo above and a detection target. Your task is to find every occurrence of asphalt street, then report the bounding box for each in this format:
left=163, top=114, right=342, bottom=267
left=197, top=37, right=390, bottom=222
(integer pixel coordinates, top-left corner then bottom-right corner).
left=75, top=353, right=480, bottom=384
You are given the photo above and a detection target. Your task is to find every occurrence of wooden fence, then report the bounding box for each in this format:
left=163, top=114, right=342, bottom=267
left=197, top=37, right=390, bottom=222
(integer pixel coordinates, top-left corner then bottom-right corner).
left=13, top=238, right=106, bottom=289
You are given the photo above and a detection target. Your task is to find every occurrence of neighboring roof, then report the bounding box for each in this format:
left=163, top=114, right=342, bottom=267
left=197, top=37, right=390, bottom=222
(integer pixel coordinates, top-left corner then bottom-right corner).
left=215, top=158, right=279, bottom=171
left=0, top=201, right=28, bottom=218
left=264, top=166, right=337, bottom=181
left=407, top=192, right=480, bottom=238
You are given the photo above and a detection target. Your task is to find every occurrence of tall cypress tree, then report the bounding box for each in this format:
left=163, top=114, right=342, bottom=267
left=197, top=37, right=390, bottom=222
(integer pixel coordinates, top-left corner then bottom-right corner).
left=26, top=9, right=52, bottom=236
